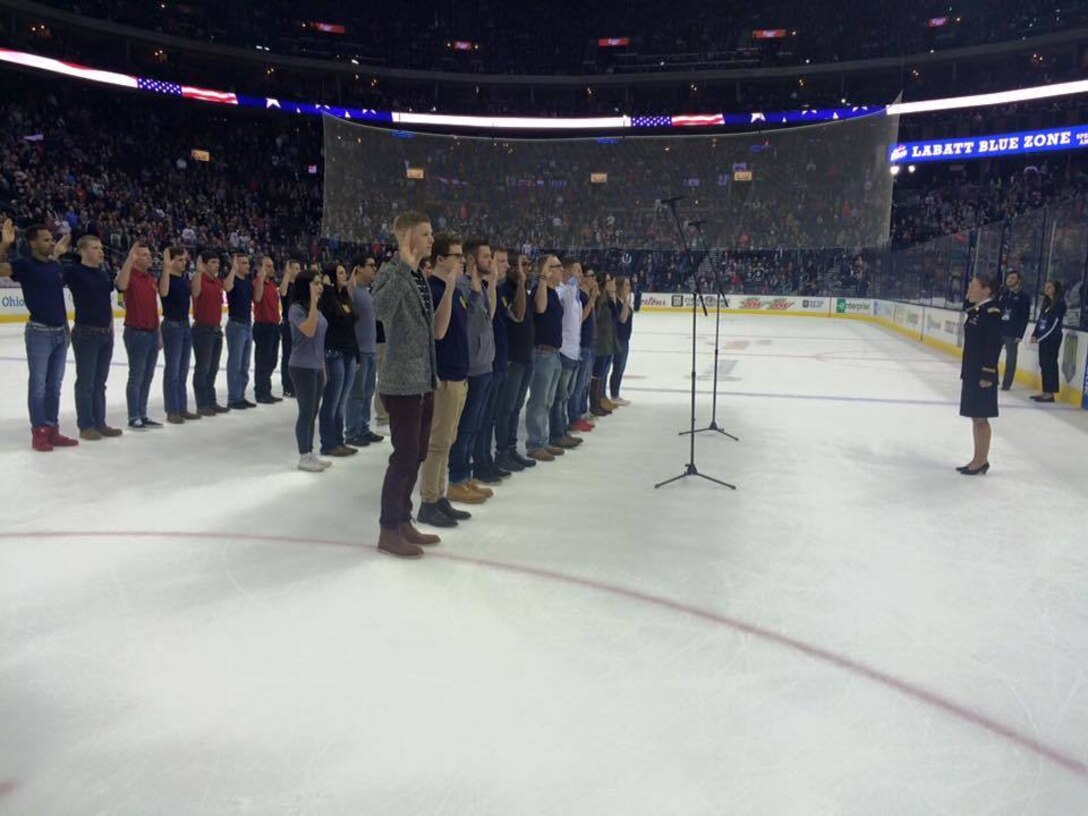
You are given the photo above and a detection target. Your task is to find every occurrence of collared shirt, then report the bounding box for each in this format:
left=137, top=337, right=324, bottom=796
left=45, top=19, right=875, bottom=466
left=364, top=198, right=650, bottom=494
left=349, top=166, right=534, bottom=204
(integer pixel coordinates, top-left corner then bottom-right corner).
left=122, top=268, right=160, bottom=331
left=558, top=279, right=583, bottom=361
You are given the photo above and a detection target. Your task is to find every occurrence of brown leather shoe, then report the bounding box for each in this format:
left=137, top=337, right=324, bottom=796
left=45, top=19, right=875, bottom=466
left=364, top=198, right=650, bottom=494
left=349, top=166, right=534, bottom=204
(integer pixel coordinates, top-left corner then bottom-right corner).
left=79, top=429, right=103, bottom=441
left=378, top=527, right=423, bottom=558
left=96, top=425, right=123, bottom=437
left=448, top=483, right=488, bottom=504
left=399, top=522, right=440, bottom=546
left=325, top=446, right=357, bottom=457
left=529, top=448, right=555, bottom=462
left=545, top=446, right=566, bottom=456
left=466, top=480, right=494, bottom=498
left=554, top=435, right=582, bottom=448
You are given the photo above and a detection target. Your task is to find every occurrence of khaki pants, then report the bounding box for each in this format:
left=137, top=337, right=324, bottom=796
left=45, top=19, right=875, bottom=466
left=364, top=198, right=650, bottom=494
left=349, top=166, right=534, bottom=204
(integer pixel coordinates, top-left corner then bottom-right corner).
left=374, top=343, right=388, bottom=421
left=420, top=379, right=469, bottom=503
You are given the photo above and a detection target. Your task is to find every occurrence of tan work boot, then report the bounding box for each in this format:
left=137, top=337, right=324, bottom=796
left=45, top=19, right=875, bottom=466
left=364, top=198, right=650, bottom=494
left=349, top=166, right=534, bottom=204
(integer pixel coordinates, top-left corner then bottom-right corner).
left=466, top=480, right=494, bottom=498
left=448, top=483, right=488, bottom=504
left=378, top=527, right=423, bottom=558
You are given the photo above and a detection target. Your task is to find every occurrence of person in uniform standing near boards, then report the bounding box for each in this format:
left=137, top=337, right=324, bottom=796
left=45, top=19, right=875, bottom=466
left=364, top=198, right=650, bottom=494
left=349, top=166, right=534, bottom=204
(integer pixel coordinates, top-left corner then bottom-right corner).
left=1028, top=280, right=1066, bottom=404
left=997, top=270, right=1031, bottom=391
left=957, top=274, right=1003, bottom=476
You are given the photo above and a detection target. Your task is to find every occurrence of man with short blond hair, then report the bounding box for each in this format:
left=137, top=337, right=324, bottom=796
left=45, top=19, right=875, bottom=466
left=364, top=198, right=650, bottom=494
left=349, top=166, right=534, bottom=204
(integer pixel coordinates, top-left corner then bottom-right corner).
left=371, top=211, right=443, bottom=558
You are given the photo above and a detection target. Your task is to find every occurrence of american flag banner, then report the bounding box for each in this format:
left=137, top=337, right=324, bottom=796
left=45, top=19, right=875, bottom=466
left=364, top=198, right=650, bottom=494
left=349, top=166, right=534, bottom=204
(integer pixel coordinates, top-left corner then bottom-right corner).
left=136, top=78, right=238, bottom=105
left=671, top=113, right=726, bottom=127
left=631, top=115, right=672, bottom=127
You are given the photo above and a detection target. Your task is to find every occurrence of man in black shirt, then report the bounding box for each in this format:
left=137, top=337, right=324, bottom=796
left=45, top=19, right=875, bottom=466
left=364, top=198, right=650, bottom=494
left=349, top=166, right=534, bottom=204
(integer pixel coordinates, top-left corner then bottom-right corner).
left=278, top=258, right=301, bottom=397
left=65, top=235, right=123, bottom=439
left=493, top=252, right=536, bottom=472
left=224, top=254, right=256, bottom=409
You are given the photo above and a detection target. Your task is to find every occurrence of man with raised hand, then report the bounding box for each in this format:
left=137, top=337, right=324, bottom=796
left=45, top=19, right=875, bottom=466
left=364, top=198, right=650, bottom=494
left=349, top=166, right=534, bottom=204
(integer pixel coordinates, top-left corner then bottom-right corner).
left=116, top=242, right=163, bottom=430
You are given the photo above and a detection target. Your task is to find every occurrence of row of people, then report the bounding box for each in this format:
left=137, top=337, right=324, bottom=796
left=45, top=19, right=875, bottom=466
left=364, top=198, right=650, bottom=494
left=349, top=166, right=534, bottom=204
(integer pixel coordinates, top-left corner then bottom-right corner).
left=0, top=218, right=388, bottom=453
left=370, top=213, right=634, bottom=559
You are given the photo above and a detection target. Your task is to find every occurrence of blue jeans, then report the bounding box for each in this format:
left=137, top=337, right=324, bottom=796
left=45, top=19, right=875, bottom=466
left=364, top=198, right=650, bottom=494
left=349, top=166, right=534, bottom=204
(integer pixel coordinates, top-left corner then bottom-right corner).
left=449, top=372, right=492, bottom=485
left=225, top=319, right=253, bottom=404
left=345, top=351, right=377, bottom=439
left=25, top=323, right=68, bottom=428
left=610, top=339, right=629, bottom=399
left=161, top=320, right=192, bottom=415
left=569, top=345, right=594, bottom=424
left=71, top=325, right=113, bottom=430
left=525, top=350, right=561, bottom=452
left=550, top=354, right=580, bottom=443
left=319, top=350, right=356, bottom=452
left=594, top=353, right=613, bottom=379
left=191, top=324, right=223, bottom=409
left=474, top=363, right=507, bottom=471
left=123, top=327, right=159, bottom=421
left=290, top=366, right=324, bottom=454
left=495, top=360, right=532, bottom=454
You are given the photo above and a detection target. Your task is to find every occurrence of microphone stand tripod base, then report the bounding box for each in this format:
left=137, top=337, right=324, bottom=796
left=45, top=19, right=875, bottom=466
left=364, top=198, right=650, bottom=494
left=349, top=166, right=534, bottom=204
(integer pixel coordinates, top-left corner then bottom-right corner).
left=655, top=463, right=737, bottom=490
left=680, top=421, right=740, bottom=441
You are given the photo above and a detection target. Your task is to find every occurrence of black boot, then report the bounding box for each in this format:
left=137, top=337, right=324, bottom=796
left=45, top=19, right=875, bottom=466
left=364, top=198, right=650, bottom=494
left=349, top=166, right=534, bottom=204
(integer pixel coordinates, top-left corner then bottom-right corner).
left=418, top=502, right=458, bottom=528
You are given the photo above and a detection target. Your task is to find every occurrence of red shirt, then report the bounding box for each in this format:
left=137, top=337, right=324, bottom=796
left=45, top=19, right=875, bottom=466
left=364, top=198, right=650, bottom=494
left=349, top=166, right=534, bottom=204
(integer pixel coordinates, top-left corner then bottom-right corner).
left=193, top=274, right=225, bottom=327
left=123, top=269, right=160, bottom=330
left=253, top=277, right=280, bottom=324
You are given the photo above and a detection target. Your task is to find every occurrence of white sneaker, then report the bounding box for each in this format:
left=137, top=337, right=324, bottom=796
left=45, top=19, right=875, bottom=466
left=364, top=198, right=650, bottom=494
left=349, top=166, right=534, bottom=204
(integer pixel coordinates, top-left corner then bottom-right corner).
left=298, top=454, right=324, bottom=473
left=309, top=452, right=333, bottom=470
left=611, top=397, right=631, bottom=406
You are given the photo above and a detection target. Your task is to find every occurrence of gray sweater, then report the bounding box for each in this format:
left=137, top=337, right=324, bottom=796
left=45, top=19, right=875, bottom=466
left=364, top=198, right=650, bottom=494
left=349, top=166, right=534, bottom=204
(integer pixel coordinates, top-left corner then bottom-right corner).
left=459, top=276, right=496, bottom=377
left=372, top=257, right=437, bottom=395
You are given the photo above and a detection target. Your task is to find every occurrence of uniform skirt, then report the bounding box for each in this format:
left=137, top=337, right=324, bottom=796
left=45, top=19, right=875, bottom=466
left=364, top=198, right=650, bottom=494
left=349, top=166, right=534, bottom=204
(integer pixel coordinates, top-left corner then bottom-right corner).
left=960, top=378, right=999, bottom=418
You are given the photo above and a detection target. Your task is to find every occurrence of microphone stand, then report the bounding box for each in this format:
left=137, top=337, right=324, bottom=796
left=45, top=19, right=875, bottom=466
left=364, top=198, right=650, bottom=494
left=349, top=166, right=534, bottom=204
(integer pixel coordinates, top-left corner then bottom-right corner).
left=654, top=200, right=736, bottom=491
left=680, top=236, right=739, bottom=442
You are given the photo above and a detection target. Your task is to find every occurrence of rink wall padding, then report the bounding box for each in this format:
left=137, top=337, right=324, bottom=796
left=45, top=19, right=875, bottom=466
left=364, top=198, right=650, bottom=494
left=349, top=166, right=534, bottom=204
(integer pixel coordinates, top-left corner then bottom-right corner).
left=639, top=294, right=1088, bottom=409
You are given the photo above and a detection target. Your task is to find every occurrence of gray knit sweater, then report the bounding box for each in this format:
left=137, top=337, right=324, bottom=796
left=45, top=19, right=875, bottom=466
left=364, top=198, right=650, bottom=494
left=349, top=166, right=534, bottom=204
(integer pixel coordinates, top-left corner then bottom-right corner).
left=372, top=257, right=437, bottom=395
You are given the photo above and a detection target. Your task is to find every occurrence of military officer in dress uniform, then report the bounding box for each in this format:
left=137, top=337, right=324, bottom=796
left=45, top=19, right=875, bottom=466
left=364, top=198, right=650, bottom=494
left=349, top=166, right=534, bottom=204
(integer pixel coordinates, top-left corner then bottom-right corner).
left=958, top=274, right=1003, bottom=476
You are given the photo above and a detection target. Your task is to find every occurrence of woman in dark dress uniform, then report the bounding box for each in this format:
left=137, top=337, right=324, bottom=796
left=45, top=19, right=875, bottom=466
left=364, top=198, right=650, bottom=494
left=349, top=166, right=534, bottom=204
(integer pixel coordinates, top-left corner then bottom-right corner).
left=958, top=274, right=1003, bottom=476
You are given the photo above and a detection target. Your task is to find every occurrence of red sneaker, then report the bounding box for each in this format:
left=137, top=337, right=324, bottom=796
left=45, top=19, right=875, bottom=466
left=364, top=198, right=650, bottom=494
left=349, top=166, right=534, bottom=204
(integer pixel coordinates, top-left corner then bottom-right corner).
left=570, top=420, right=595, bottom=433
left=31, top=426, right=54, bottom=452
left=48, top=427, right=80, bottom=447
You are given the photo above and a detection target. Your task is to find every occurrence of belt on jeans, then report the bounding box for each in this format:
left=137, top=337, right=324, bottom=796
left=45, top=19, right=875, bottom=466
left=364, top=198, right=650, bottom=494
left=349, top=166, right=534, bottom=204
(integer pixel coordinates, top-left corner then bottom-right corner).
left=534, top=345, right=558, bottom=353
left=162, top=319, right=189, bottom=326
left=194, top=323, right=221, bottom=330
left=27, top=321, right=67, bottom=331
left=73, top=324, right=112, bottom=333
left=124, top=326, right=155, bottom=333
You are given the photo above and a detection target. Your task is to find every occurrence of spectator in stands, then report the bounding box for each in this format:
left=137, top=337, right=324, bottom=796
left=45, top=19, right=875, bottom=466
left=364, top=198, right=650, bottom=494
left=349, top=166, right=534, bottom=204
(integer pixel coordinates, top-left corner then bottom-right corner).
left=116, top=242, right=163, bottom=430
left=1029, top=280, right=1066, bottom=403
left=318, top=262, right=359, bottom=457
left=345, top=255, right=384, bottom=447
left=278, top=258, right=301, bottom=398
left=287, top=268, right=330, bottom=473
left=998, top=270, right=1031, bottom=390
left=610, top=276, right=634, bottom=405
left=0, top=220, right=79, bottom=450
left=371, top=211, right=441, bottom=558
left=252, top=255, right=283, bottom=404
left=159, top=246, right=200, bottom=424
left=224, top=254, right=256, bottom=410
left=66, top=233, right=123, bottom=439
left=191, top=251, right=228, bottom=416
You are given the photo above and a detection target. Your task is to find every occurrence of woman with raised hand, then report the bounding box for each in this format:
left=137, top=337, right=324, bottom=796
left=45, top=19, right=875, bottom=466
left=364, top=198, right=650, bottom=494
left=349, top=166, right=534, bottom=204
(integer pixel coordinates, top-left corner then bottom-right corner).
left=1028, top=280, right=1066, bottom=404
left=288, top=269, right=331, bottom=472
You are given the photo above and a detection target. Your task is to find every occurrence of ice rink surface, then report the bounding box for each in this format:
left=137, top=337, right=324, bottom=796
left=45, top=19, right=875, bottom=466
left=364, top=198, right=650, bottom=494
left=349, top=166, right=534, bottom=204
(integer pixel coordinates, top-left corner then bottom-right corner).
left=1, top=312, right=1086, bottom=815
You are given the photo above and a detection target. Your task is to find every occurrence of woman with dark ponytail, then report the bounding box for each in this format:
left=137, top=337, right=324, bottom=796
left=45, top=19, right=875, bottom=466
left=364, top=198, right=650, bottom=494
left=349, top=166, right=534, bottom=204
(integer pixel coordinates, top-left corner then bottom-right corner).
left=288, top=268, right=330, bottom=472
left=318, top=262, right=360, bottom=456
left=1028, top=279, right=1066, bottom=403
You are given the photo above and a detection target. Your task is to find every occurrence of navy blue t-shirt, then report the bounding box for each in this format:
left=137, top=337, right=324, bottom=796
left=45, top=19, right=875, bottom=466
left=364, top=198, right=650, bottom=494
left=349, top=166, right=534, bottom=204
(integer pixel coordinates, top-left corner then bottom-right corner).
left=430, top=276, right=470, bottom=382
left=500, top=279, right=533, bottom=365
left=579, top=290, right=594, bottom=348
left=64, top=263, right=115, bottom=328
left=532, top=286, right=563, bottom=349
left=161, top=274, right=191, bottom=323
left=491, top=280, right=510, bottom=372
left=617, top=305, right=633, bottom=342
left=12, top=256, right=67, bottom=327
left=227, top=276, right=253, bottom=324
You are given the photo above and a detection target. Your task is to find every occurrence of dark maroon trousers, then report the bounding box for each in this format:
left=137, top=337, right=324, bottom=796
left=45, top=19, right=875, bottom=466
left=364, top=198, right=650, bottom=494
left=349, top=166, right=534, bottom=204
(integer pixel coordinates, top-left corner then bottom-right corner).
left=379, top=392, right=435, bottom=529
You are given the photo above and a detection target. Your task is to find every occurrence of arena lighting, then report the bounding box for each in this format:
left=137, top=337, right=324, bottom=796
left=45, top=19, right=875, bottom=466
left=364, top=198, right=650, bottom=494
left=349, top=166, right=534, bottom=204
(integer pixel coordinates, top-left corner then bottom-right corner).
left=0, top=46, right=1086, bottom=131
